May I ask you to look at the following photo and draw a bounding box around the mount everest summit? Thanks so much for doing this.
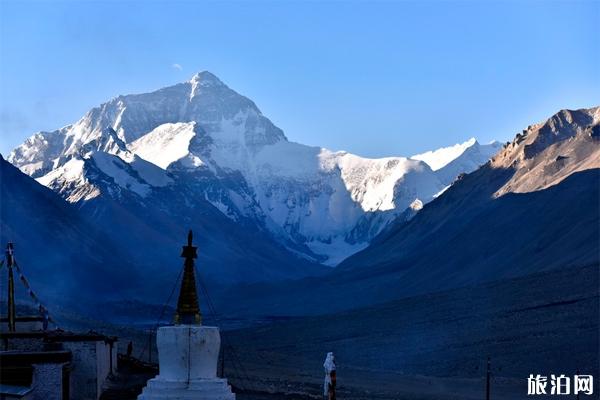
[8,71,501,267]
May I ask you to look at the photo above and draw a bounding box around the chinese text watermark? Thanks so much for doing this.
[528,374,593,396]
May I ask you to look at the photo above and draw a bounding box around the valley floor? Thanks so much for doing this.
[19,264,598,400]
[221,264,598,400]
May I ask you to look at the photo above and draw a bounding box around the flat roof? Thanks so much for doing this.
[0,350,72,365]
[0,384,33,396]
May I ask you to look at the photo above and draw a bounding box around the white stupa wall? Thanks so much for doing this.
[138,325,235,400]
[157,325,220,380]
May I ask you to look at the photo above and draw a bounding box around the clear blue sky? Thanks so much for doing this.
[0,0,598,158]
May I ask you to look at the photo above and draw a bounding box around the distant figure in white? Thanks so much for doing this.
[323,352,337,400]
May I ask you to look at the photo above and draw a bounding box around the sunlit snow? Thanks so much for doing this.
[129,122,199,169]
[10,71,500,266]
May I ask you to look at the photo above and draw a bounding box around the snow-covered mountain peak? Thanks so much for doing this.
[10,71,286,171]
[412,137,478,171]
[9,73,501,265]
[411,138,502,186]
[190,71,225,86]
[189,71,226,100]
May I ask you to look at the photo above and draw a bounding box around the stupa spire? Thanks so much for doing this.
[174,230,202,325]
[138,229,235,399]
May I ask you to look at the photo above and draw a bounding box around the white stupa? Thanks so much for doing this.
[138,231,235,400]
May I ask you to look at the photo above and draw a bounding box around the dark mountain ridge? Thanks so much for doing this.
[0,152,328,308]
[213,107,600,317]
[0,154,143,302]
[214,167,599,317]
[340,107,599,274]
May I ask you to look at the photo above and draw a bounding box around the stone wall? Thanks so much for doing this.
[61,341,98,400]
[31,362,66,400]
[60,339,116,400]
[0,351,71,400]
[3,336,46,352]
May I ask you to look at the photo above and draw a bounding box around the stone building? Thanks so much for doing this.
[0,349,71,400]
[0,325,118,400]
[0,243,118,400]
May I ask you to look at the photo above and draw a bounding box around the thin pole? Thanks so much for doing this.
[7,266,15,331]
[486,356,491,400]
[6,243,16,332]
[148,330,152,363]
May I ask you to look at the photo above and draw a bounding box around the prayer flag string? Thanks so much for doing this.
[12,260,58,328]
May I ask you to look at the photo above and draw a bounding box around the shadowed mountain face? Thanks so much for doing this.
[215,168,600,317]
[0,155,143,302]
[0,153,328,308]
[212,107,600,317]
[340,167,599,287]
[72,169,329,290]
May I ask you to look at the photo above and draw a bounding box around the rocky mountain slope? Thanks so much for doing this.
[342,107,600,272]
[492,107,600,194]
[9,72,498,266]
[211,107,599,316]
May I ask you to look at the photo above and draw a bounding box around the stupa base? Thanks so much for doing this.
[137,377,235,400]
